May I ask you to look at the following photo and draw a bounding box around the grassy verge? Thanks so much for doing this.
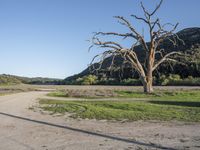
[116,90,200,101]
[39,95,200,122]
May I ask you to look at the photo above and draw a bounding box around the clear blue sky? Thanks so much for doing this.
[0,0,199,79]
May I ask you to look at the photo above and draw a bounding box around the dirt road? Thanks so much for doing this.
[0,91,200,150]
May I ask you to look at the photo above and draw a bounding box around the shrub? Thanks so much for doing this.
[157,75,169,85]
[157,74,200,86]
[168,74,181,81]
[68,74,200,86]
[172,77,200,86]
[97,78,119,85]
[75,75,98,85]
[74,77,84,85]
[121,78,142,85]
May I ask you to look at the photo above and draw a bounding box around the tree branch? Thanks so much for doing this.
[153,51,183,71]
[114,16,149,51]
[95,32,137,39]
[131,14,148,24]
[150,0,163,16]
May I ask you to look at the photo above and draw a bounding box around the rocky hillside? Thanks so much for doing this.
[65,27,200,82]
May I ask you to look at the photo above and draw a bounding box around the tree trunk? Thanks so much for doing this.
[144,45,155,93]
[144,79,153,93]
[144,66,154,93]
[140,75,154,93]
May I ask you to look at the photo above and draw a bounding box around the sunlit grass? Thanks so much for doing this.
[39,95,200,122]
[116,90,200,101]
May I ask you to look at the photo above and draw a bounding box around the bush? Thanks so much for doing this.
[157,74,200,86]
[97,78,119,85]
[172,78,200,86]
[67,74,200,86]
[168,74,181,81]
[157,75,169,85]
[75,75,98,85]
[121,78,142,85]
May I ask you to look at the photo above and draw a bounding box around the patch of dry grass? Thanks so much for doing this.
[48,89,118,98]
[0,84,50,95]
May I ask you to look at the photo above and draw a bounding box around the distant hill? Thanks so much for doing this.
[0,74,62,85]
[0,74,22,85]
[65,27,200,82]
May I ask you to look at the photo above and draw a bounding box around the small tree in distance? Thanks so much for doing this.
[89,0,184,93]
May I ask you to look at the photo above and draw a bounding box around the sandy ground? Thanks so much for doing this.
[0,90,200,150]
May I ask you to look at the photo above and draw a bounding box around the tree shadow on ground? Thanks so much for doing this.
[0,112,175,150]
[149,101,200,107]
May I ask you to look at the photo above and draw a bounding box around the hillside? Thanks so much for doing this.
[0,74,22,85]
[65,27,200,82]
[0,74,62,85]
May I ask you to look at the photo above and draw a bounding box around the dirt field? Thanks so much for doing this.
[0,86,200,150]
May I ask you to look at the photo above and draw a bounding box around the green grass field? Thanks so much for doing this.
[40,89,200,122]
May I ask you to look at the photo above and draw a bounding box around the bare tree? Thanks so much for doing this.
[89,0,184,93]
